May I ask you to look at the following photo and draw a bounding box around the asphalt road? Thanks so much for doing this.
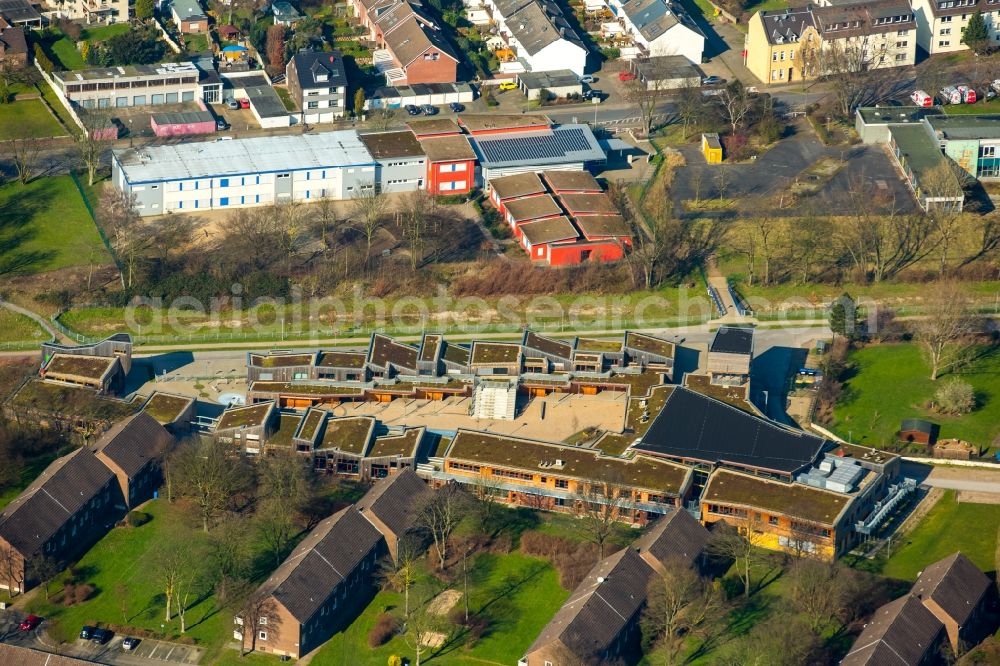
[901,461,1000,494]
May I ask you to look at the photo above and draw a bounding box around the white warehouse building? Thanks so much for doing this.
[111,132,380,216]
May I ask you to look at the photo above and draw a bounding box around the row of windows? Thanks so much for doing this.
[79,91,194,108]
[439,162,468,173]
[64,76,197,93]
[771,49,795,61]
[438,180,468,191]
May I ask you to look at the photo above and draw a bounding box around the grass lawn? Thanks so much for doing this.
[36,79,78,134]
[881,490,1000,580]
[944,99,1000,115]
[830,343,1000,451]
[50,36,86,70]
[183,33,210,54]
[0,176,111,274]
[24,501,233,661]
[0,99,66,140]
[275,86,296,112]
[0,308,48,345]
[80,24,131,41]
[311,551,568,666]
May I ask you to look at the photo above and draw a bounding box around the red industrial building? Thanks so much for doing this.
[409,119,476,195]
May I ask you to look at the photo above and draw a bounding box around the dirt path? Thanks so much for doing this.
[0,299,65,344]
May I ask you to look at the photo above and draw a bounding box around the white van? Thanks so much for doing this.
[910,90,933,107]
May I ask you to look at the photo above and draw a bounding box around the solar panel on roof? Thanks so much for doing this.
[478,128,592,163]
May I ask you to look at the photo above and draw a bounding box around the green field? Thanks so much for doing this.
[183,33,210,54]
[0,308,48,346]
[24,501,234,661]
[311,552,569,666]
[0,176,111,274]
[831,343,1000,451]
[0,98,66,140]
[79,24,131,42]
[881,491,1000,580]
[944,99,1000,115]
[50,36,86,70]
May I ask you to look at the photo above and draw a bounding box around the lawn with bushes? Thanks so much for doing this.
[24,501,233,661]
[311,550,569,666]
[0,308,48,346]
[880,490,1000,581]
[830,343,1000,452]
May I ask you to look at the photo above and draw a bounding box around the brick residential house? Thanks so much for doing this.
[0,448,122,594]
[911,552,992,651]
[91,412,174,509]
[0,18,28,66]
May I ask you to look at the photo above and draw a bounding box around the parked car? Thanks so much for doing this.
[939,86,962,105]
[111,117,128,138]
[238,98,250,109]
[956,84,977,103]
[216,118,229,131]
[498,80,517,91]
[910,89,933,107]
[449,102,464,112]
[405,104,421,115]
[702,75,723,85]
[583,89,603,100]
[19,615,41,631]
[580,74,595,84]
[226,99,240,110]
[421,104,439,115]
[79,626,96,640]
[121,637,140,651]
[92,628,114,645]
[618,71,636,82]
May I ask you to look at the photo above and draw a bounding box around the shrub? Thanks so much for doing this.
[520,531,600,590]
[35,289,75,309]
[34,44,54,73]
[388,657,403,666]
[367,613,400,648]
[62,583,96,606]
[934,378,976,415]
[722,133,750,162]
[126,510,152,527]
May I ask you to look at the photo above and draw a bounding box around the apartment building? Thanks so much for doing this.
[52,62,201,110]
[745,0,916,85]
[112,131,379,216]
[53,0,128,24]
[286,50,348,123]
[912,0,999,54]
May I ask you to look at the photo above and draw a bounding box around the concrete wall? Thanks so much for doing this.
[376,156,426,192]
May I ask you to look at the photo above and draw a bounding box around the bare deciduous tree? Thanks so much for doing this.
[169,437,254,532]
[803,32,894,118]
[914,281,977,380]
[573,479,633,558]
[400,190,437,269]
[234,585,280,656]
[622,63,674,137]
[349,184,387,263]
[706,519,768,599]
[100,188,143,289]
[76,112,115,186]
[378,540,421,617]
[717,82,754,134]
[11,138,41,185]
[416,483,466,570]
[27,555,60,601]
[642,560,725,666]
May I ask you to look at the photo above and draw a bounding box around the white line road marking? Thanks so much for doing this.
[165,645,176,659]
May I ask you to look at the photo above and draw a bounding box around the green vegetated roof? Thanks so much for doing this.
[11,378,137,421]
[703,468,849,525]
[251,382,364,396]
[268,414,303,448]
[470,342,521,365]
[320,416,375,455]
[442,342,471,365]
[602,370,667,397]
[369,428,423,458]
[448,430,689,494]
[420,335,442,362]
[298,409,326,441]
[317,351,367,368]
[575,338,623,353]
[142,392,193,424]
[625,331,675,358]
[217,402,273,430]
[684,374,754,412]
[250,353,315,368]
[45,354,115,380]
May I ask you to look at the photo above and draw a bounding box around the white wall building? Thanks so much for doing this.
[485,0,589,75]
[911,0,999,54]
[111,132,378,216]
[610,0,705,63]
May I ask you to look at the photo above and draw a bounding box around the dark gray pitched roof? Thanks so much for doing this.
[261,507,383,623]
[527,548,654,661]
[635,387,826,474]
[290,50,347,90]
[0,448,116,555]
[911,552,991,628]
[632,508,709,568]
[92,412,173,478]
[355,468,432,539]
[842,595,944,666]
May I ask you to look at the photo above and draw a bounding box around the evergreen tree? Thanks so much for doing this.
[962,11,991,54]
[829,293,860,341]
[135,0,154,20]
[353,88,365,118]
